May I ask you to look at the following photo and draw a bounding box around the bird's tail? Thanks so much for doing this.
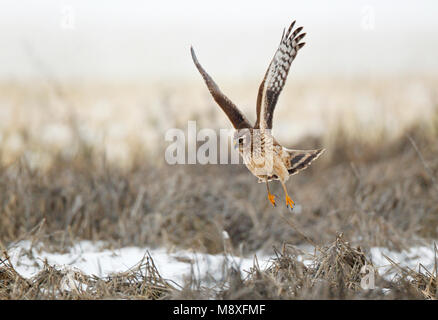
[285,148,325,175]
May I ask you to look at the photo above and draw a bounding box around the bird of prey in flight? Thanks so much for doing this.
[191,20,324,209]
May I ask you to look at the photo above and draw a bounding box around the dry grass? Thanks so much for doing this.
[2,234,437,299]
[0,78,438,299]
[1,121,437,254]
[0,250,175,299]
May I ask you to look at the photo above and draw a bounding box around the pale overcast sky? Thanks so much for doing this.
[0,0,437,81]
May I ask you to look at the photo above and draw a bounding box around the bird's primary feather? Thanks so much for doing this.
[190,47,252,130]
[255,21,306,130]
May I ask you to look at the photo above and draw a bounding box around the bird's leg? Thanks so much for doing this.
[266,180,276,207]
[280,180,295,209]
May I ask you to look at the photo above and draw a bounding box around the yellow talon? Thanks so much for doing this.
[268,193,276,207]
[285,195,295,209]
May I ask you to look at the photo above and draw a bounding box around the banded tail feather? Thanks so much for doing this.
[285,148,325,175]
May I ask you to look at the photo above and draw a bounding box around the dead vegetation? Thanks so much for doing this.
[0,79,438,299]
[2,234,436,299]
[0,250,175,299]
[1,119,437,255]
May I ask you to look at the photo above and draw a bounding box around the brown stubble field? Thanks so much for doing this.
[0,76,438,299]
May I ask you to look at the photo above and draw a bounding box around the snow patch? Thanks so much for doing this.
[5,241,436,288]
[6,241,270,287]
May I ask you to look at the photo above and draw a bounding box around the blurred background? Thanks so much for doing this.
[0,0,437,255]
[1,1,438,299]
[2,0,438,80]
[0,0,437,168]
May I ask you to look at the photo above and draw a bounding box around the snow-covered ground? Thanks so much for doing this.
[4,240,436,288]
[370,245,437,279]
[5,241,270,287]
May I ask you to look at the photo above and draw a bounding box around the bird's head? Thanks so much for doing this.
[233,129,251,152]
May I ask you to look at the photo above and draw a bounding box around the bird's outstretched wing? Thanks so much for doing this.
[255,21,306,130]
[191,47,252,129]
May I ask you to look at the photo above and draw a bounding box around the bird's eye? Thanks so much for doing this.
[238,137,244,144]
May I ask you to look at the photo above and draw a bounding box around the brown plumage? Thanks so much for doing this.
[190,47,251,130]
[191,20,325,209]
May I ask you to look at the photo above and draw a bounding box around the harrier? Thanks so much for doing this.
[191,20,324,209]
